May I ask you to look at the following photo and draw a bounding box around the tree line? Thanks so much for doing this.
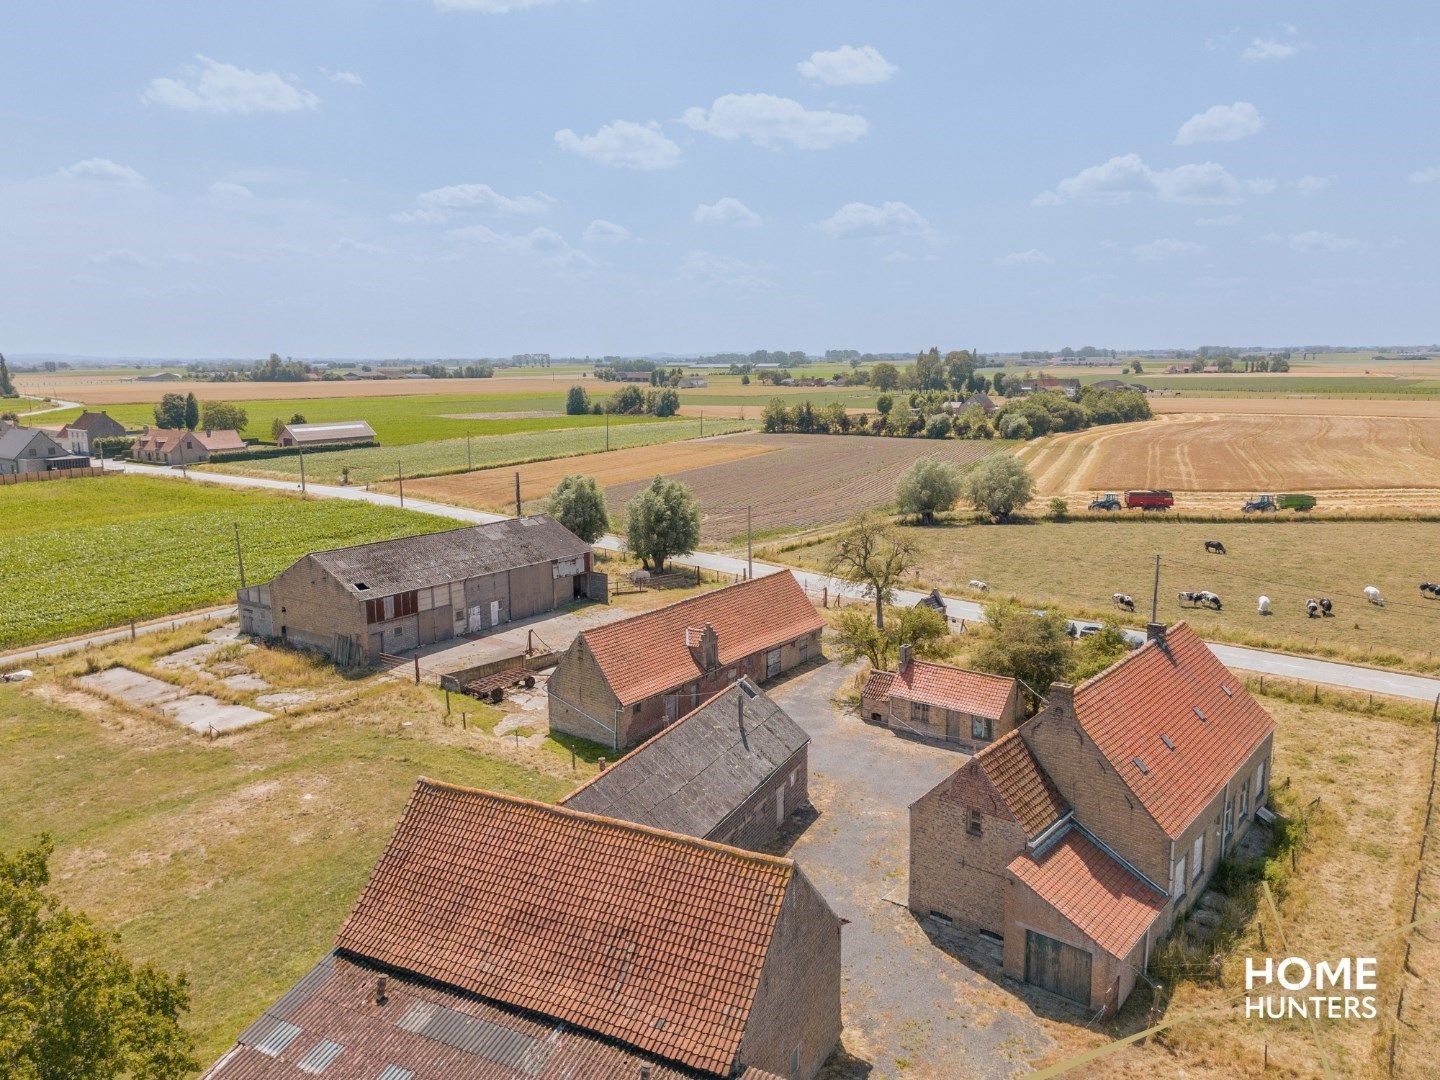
[152,392,249,433]
[566,385,680,418]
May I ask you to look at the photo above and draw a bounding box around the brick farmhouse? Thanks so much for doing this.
[909,622,1274,1015]
[204,780,842,1080]
[132,426,245,466]
[548,571,824,751]
[0,426,89,475]
[238,516,597,663]
[861,649,1023,750]
[563,676,810,852]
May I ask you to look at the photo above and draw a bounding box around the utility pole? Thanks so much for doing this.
[297,444,306,496]
[747,505,753,579]
[234,523,247,589]
[605,411,610,452]
[1151,554,1161,624]
[397,460,404,507]
[514,471,522,518]
[466,432,473,471]
[699,409,704,437]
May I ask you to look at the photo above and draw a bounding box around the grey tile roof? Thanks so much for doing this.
[0,427,64,460]
[562,678,809,840]
[307,516,589,597]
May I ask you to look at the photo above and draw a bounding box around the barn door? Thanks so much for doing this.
[489,600,501,626]
[1024,930,1092,1005]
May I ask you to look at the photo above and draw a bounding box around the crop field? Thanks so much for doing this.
[388,437,781,513]
[600,432,1008,545]
[785,518,1440,668]
[203,416,755,485]
[1148,395,1440,418]
[1016,412,1440,513]
[0,476,454,650]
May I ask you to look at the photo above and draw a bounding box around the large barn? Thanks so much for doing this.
[238,516,598,663]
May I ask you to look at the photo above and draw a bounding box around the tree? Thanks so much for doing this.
[896,457,963,524]
[761,398,791,433]
[1047,497,1069,521]
[645,388,680,416]
[547,474,610,543]
[153,393,187,429]
[823,513,916,629]
[923,414,952,439]
[606,385,646,414]
[0,352,16,398]
[565,385,590,415]
[833,603,952,670]
[625,476,700,572]
[969,600,1070,703]
[271,412,306,441]
[961,454,1033,521]
[944,350,975,391]
[0,836,196,1079]
[1070,625,1131,682]
[870,362,900,390]
[182,392,199,431]
[199,401,247,432]
[911,348,946,390]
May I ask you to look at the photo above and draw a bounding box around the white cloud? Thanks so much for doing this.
[1034,154,1246,206]
[1196,213,1241,227]
[694,197,761,228]
[554,120,681,169]
[208,181,253,199]
[58,158,147,187]
[327,70,364,86]
[1295,175,1331,194]
[583,219,632,243]
[1243,38,1298,60]
[995,249,1054,266]
[816,200,935,241]
[1408,166,1440,184]
[335,238,388,255]
[1280,230,1359,252]
[415,183,553,216]
[1245,177,1278,195]
[452,223,593,266]
[434,0,573,10]
[1131,238,1205,261]
[681,94,867,150]
[1174,102,1263,145]
[143,56,319,115]
[797,45,896,86]
[679,251,776,290]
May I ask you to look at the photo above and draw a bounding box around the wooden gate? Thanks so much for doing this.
[1024,930,1092,1005]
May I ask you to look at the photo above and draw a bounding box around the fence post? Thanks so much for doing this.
[130,620,137,641]
[413,656,420,685]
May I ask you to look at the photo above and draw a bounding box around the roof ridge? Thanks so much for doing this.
[583,572,796,640]
[416,777,798,873]
[308,515,563,562]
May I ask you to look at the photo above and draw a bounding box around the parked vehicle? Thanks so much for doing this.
[1243,493,1317,513]
[1089,493,1122,511]
[1124,489,1175,511]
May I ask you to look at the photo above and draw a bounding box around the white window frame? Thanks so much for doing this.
[1191,833,1204,884]
[1172,854,1188,900]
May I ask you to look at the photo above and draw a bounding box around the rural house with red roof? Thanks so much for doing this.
[908,622,1274,1015]
[204,779,841,1080]
[547,570,824,750]
[132,425,245,466]
[861,648,1023,749]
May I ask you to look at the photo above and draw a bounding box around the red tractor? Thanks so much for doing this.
[1124,489,1175,511]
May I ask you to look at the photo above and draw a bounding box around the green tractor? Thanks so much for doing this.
[1242,493,1317,513]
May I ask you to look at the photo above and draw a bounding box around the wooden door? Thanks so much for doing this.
[1024,930,1092,1005]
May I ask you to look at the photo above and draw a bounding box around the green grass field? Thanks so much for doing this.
[782,518,1440,670]
[203,416,757,484]
[0,476,456,650]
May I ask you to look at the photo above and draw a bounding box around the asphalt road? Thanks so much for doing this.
[71,460,1440,706]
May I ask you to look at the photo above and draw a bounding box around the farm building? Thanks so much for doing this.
[36,423,89,456]
[203,780,842,1080]
[131,427,245,466]
[66,409,127,441]
[237,515,598,664]
[562,677,810,851]
[1018,376,1081,399]
[861,650,1023,750]
[1089,379,1147,393]
[0,426,89,475]
[958,391,997,415]
[547,570,824,751]
[909,622,1274,1016]
[276,419,378,448]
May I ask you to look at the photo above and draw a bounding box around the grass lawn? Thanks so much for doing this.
[780,518,1440,671]
[0,475,456,650]
[0,626,576,1071]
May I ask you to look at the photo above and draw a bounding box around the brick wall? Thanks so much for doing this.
[738,869,842,1080]
[547,637,624,750]
[271,555,367,658]
[908,763,1029,936]
[711,746,809,852]
[862,677,1023,750]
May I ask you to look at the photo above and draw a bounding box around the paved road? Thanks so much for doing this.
[91,460,1440,705]
[3,606,239,665]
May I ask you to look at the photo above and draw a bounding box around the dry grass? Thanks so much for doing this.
[1149,396,1440,419]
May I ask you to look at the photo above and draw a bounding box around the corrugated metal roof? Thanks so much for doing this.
[303,516,589,598]
[282,420,377,444]
[562,678,808,841]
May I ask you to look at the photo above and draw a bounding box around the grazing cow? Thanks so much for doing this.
[1306,598,1320,619]
[1204,540,1227,555]
[1196,590,1223,610]
[1319,597,1333,616]
[968,579,989,591]
[1364,585,1384,606]
[1258,595,1272,615]
[1421,582,1440,597]
[1113,592,1135,611]
[1178,590,1198,608]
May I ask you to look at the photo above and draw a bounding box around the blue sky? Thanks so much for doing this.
[2,1,1437,357]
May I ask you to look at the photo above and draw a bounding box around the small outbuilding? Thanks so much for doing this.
[276,419,378,448]
[862,650,1023,750]
[562,677,810,851]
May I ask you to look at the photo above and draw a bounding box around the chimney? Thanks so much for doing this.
[1047,681,1075,716]
[897,643,914,672]
[375,975,388,1005]
[1146,621,1168,645]
[640,1068,652,1080]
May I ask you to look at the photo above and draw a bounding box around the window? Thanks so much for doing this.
[1255,760,1268,804]
[967,809,983,837]
[971,716,992,741]
[798,636,809,661]
[912,701,930,724]
[1172,854,1188,900]
[1240,784,1250,821]
[1191,833,1204,883]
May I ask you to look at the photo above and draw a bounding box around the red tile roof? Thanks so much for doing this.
[863,659,1017,721]
[968,730,1069,838]
[1071,622,1274,839]
[136,427,187,452]
[580,571,823,706]
[1008,828,1165,959]
[194,429,245,451]
[334,779,797,1077]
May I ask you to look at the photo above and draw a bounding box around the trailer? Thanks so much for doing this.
[1243,493,1317,513]
[1124,489,1174,511]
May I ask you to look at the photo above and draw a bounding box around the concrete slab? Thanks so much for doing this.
[159,695,271,734]
[154,642,224,673]
[77,668,186,707]
[255,690,317,709]
[220,673,270,692]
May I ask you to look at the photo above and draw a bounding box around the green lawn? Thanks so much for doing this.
[0,476,457,649]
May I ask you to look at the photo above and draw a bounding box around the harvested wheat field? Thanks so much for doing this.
[1149,395,1440,418]
[395,437,781,513]
[1018,412,1440,511]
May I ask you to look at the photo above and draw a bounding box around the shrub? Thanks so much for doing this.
[998,413,1032,440]
[1047,497,1068,521]
[924,414,952,439]
[565,385,590,415]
